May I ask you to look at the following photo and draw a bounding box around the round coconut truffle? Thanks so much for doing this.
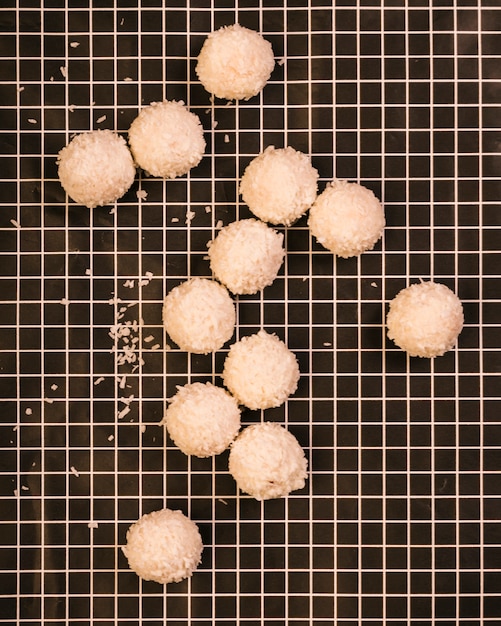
[161,382,241,458]
[208,219,285,295]
[57,129,136,209]
[308,179,385,258]
[196,24,275,101]
[386,281,464,358]
[228,422,308,500]
[222,330,300,410]
[122,508,203,584]
[239,146,319,226]
[162,278,235,354]
[128,100,205,178]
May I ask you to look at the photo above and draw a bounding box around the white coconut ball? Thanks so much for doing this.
[161,382,241,458]
[239,146,319,226]
[128,100,205,178]
[308,179,385,258]
[222,330,300,410]
[57,129,136,209]
[228,422,308,500]
[196,23,275,101]
[386,281,464,358]
[122,508,203,584]
[208,219,285,295]
[162,278,235,354]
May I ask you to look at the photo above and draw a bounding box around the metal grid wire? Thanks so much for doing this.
[1,0,500,624]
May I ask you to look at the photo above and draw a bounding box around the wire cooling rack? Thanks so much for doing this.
[1,0,500,624]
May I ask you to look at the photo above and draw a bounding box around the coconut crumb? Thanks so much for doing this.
[107,434,114,441]
[60,66,67,78]
[224,134,230,143]
[96,115,107,124]
[70,41,80,48]
[94,377,105,386]
[87,521,99,529]
[118,405,131,420]
[136,189,148,200]
[25,408,33,416]
[70,466,80,477]
[123,76,133,82]
[185,209,196,225]
[28,118,37,124]
[10,219,20,228]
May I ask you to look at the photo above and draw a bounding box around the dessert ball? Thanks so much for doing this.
[386,281,464,358]
[161,382,241,458]
[162,278,235,354]
[122,508,203,584]
[196,24,275,101]
[308,179,385,258]
[57,129,136,208]
[222,330,300,410]
[128,100,205,178]
[228,422,308,500]
[239,146,318,226]
[208,219,285,295]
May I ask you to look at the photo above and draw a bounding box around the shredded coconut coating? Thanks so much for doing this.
[57,129,136,209]
[196,24,275,101]
[308,179,385,258]
[122,509,203,584]
[239,146,319,226]
[128,100,205,178]
[161,382,241,458]
[386,281,464,358]
[222,330,300,410]
[162,278,235,354]
[208,219,285,295]
[228,422,308,500]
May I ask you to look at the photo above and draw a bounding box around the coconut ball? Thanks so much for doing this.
[308,179,385,258]
[162,278,235,354]
[208,219,285,295]
[122,508,203,584]
[161,382,241,458]
[196,24,275,101]
[128,100,205,178]
[222,330,300,410]
[239,146,319,226]
[228,422,308,500]
[386,281,464,358]
[57,129,136,209]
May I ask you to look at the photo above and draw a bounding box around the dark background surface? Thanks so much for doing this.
[1,0,500,624]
